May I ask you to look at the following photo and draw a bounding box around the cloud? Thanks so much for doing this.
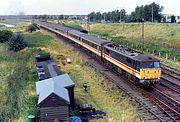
[0,0,179,15]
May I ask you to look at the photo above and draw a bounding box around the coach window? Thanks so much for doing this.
[106,48,110,54]
[126,58,132,64]
[97,46,100,50]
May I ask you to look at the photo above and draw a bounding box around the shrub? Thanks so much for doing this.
[8,34,27,52]
[27,23,39,33]
[0,30,13,43]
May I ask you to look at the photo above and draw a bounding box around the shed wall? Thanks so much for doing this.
[40,106,69,122]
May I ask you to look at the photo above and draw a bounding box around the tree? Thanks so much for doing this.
[171,15,176,23]
[88,9,127,23]
[0,30,13,43]
[129,2,164,22]
[8,34,27,52]
[58,15,64,20]
[27,23,39,33]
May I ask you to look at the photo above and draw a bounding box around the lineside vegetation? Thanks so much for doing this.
[0,23,144,121]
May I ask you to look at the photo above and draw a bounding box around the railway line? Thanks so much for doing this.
[88,55,180,122]
[38,24,180,122]
[161,64,180,81]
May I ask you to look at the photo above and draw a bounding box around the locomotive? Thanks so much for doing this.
[36,21,161,86]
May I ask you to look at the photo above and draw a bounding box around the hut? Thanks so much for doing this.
[36,74,75,122]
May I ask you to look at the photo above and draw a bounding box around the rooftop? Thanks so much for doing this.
[36,74,75,104]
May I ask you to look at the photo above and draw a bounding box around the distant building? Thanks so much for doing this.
[163,14,180,23]
[164,14,171,23]
[175,15,180,23]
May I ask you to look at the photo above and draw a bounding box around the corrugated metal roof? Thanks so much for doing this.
[38,82,69,104]
[36,74,75,94]
[53,74,75,88]
[36,74,75,104]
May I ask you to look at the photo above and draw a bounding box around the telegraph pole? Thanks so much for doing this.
[152,2,154,23]
[141,19,145,52]
[104,13,105,21]
[120,10,122,23]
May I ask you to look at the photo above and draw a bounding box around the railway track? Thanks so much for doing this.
[40,26,180,122]
[161,64,180,81]
[151,86,180,120]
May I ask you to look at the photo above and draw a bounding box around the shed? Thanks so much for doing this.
[37,79,70,122]
[36,74,75,108]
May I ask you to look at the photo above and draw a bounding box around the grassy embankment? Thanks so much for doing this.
[0,23,53,121]
[0,22,144,121]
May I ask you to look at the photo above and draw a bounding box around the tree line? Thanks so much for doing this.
[32,14,83,20]
[88,2,164,22]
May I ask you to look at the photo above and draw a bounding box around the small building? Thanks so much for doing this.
[36,74,75,122]
[175,15,180,23]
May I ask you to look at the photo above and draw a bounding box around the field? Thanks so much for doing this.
[0,23,144,121]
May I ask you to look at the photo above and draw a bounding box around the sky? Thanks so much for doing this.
[0,0,179,15]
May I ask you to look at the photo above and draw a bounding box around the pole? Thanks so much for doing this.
[141,19,144,52]
[152,2,153,23]
[104,13,105,21]
[120,10,121,23]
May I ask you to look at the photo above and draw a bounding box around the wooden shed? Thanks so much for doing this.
[36,74,75,122]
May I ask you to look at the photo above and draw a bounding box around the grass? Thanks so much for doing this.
[0,43,39,121]
[0,22,144,121]
[0,24,5,27]
[0,24,51,121]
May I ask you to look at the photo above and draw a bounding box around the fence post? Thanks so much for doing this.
[166,53,168,59]
[159,52,161,57]
[146,48,148,52]
[173,56,176,61]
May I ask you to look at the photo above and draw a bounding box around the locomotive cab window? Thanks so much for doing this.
[135,62,141,71]
[141,62,160,68]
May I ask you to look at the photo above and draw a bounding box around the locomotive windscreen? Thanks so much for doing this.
[141,62,160,68]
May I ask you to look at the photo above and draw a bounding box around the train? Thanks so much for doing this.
[35,21,161,86]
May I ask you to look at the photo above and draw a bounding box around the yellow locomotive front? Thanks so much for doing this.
[139,61,161,86]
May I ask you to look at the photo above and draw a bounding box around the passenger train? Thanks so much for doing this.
[36,21,161,86]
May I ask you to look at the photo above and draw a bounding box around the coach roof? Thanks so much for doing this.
[81,34,108,45]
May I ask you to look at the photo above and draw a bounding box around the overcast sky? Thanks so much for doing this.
[0,0,179,15]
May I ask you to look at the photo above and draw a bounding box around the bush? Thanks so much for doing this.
[8,34,27,52]
[0,30,13,43]
[27,23,39,33]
